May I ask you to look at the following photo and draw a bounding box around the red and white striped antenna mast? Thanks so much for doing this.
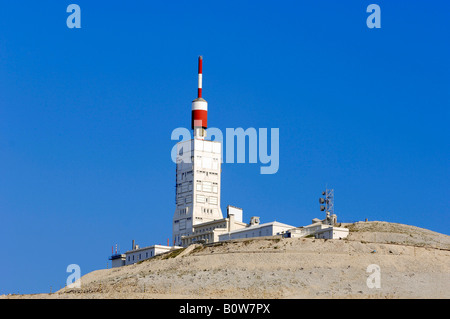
[191,56,208,139]
[198,55,203,98]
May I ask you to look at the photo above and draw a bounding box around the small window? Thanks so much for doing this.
[203,182,212,192]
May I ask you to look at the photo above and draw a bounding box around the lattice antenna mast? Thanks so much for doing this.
[319,187,335,225]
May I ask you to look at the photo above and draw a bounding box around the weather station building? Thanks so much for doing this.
[173,56,225,247]
[172,57,296,247]
[108,57,347,268]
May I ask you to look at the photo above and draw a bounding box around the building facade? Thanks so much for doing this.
[181,206,247,246]
[172,56,225,247]
[218,220,295,242]
[109,254,126,268]
[109,241,183,268]
[283,223,330,238]
[124,244,180,266]
[173,139,223,246]
[314,227,349,240]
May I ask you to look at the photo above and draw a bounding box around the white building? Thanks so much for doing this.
[109,254,126,268]
[218,219,295,241]
[283,209,343,239]
[283,223,330,238]
[181,206,247,246]
[109,241,183,268]
[173,138,223,246]
[107,58,351,270]
[124,244,181,266]
[172,56,227,247]
[315,226,349,240]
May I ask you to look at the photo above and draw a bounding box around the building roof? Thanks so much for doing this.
[315,226,349,234]
[192,217,247,229]
[124,244,181,255]
[181,227,229,240]
[108,254,125,260]
[193,217,228,228]
[221,221,295,235]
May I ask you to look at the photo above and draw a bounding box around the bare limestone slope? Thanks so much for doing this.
[343,221,450,249]
[2,221,449,299]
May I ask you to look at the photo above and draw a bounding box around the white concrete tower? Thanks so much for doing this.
[172,57,223,247]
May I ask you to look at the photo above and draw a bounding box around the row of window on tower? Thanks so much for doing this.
[194,157,220,170]
[197,181,218,193]
[196,194,218,205]
[176,181,218,195]
[176,194,218,206]
[176,170,219,184]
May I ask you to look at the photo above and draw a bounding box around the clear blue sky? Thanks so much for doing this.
[0,1,449,294]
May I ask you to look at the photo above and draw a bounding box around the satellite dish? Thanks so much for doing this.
[319,198,325,204]
[320,205,325,211]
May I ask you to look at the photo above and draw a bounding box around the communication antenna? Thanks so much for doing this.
[319,187,335,224]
